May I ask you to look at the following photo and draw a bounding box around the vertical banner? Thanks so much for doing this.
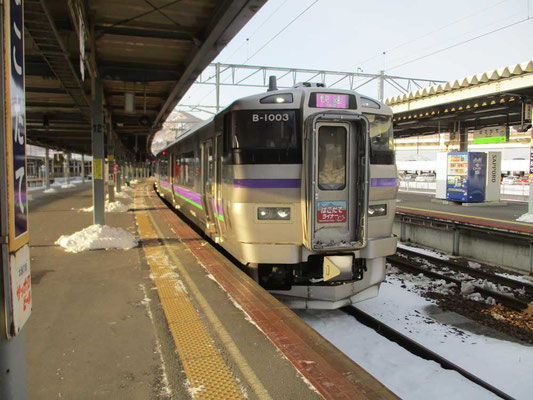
[3,0,31,336]
[4,0,28,252]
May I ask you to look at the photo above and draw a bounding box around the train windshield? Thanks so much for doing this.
[228,110,301,164]
[367,114,395,164]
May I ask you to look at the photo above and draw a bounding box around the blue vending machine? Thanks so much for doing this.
[446,152,487,202]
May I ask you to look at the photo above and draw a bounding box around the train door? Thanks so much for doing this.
[306,117,368,251]
[201,139,218,235]
[214,134,225,236]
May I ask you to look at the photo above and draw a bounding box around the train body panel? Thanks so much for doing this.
[154,84,398,309]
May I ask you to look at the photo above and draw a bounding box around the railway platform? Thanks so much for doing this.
[396,192,533,234]
[25,180,398,399]
[395,191,533,274]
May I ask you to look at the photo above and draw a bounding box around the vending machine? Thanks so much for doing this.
[446,152,487,202]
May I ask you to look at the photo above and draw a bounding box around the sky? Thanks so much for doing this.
[176,0,533,120]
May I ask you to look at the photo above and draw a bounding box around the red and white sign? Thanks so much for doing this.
[317,201,347,223]
[9,244,32,335]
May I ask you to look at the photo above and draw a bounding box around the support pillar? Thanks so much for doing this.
[377,70,385,101]
[91,79,105,225]
[44,148,50,189]
[459,126,468,152]
[216,62,221,112]
[66,153,71,184]
[115,159,122,193]
[81,154,85,183]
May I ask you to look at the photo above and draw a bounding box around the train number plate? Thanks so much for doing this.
[317,201,347,223]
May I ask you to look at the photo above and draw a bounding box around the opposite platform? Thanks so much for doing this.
[397,191,533,235]
[26,180,398,399]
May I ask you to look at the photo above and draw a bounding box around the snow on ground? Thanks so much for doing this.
[112,190,131,199]
[55,224,138,252]
[516,212,533,222]
[397,242,451,260]
[60,183,77,188]
[43,188,57,194]
[301,278,533,400]
[494,272,533,284]
[79,200,129,213]
[130,179,139,185]
[299,309,499,400]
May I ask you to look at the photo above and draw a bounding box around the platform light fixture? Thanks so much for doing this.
[124,91,135,113]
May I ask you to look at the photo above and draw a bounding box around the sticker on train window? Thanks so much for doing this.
[317,201,347,223]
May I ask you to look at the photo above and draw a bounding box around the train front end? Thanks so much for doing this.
[227,86,398,309]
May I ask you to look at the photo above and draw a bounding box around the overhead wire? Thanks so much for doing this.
[353,0,512,70]
[188,0,319,112]
[387,15,532,71]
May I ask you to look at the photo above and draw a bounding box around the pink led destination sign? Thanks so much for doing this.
[316,93,348,109]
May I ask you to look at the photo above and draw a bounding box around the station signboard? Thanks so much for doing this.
[473,126,507,144]
[2,0,32,337]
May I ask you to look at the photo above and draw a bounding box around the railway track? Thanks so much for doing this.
[387,251,531,311]
[341,306,516,400]
[396,247,533,297]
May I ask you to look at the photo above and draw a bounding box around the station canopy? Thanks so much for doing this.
[24,0,264,157]
[386,61,533,138]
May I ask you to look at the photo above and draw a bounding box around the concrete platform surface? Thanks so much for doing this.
[397,192,533,234]
[24,181,398,399]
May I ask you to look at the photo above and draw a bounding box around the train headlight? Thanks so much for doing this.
[368,204,387,217]
[257,207,291,220]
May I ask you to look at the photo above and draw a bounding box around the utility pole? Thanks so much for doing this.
[215,62,221,113]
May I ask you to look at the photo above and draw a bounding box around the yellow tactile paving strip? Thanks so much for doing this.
[134,193,244,399]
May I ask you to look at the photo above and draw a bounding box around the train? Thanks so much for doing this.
[154,80,398,309]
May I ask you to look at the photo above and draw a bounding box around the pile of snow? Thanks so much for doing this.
[55,224,138,253]
[43,188,57,194]
[113,191,131,199]
[61,183,76,189]
[516,213,533,222]
[130,179,139,185]
[397,242,451,260]
[79,200,129,213]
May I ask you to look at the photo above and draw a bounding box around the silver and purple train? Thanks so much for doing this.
[155,81,398,309]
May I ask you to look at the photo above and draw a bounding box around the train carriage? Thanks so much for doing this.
[155,81,398,309]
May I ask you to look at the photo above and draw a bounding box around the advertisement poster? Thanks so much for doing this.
[4,0,28,251]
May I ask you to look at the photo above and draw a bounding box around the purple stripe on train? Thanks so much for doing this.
[370,178,399,187]
[233,179,301,189]
[173,184,203,206]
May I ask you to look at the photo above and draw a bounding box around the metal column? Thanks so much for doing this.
[91,79,105,225]
[66,152,71,184]
[44,147,50,189]
[378,70,385,101]
[459,126,468,152]
[215,62,220,113]
[0,2,28,397]
[81,154,85,183]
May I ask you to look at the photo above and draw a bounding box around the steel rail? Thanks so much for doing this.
[397,247,533,296]
[341,306,517,400]
[387,255,529,311]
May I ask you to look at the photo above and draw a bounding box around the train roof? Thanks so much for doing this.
[155,86,391,156]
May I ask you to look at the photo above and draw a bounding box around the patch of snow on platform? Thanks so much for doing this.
[397,242,451,260]
[55,224,138,252]
[516,212,533,223]
[43,188,57,194]
[130,179,139,185]
[112,191,131,199]
[60,183,76,189]
[80,200,129,213]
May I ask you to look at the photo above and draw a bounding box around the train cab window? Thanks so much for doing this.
[228,110,301,164]
[367,114,395,165]
[318,126,346,190]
